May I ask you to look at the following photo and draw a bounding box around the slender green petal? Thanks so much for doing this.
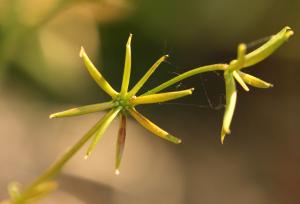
[142,64,227,95]
[85,107,122,158]
[238,71,273,88]
[127,55,169,98]
[233,71,249,91]
[129,108,181,144]
[243,26,293,68]
[115,114,127,175]
[49,101,114,119]
[131,88,194,105]
[80,47,118,98]
[120,34,133,96]
[221,71,237,144]
[229,43,246,71]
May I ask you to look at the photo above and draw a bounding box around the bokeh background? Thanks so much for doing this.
[0,0,299,203]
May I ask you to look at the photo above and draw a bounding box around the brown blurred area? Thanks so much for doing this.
[0,0,299,203]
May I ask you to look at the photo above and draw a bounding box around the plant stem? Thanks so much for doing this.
[16,110,114,202]
[142,64,227,95]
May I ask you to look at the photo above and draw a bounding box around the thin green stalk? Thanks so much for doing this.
[142,64,227,95]
[16,110,115,202]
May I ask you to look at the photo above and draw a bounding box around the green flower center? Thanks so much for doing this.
[113,96,132,110]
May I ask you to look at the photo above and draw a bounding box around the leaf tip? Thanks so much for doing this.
[221,127,231,144]
[188,88,195,95]
[115,169,120,175]
[127,34,133,46]
[284,26,294,38]
[79,46,85,58]
[167,134,182,144]
[221,130,226,144]
[84,153,90,160]
[163,54,169,60]
[238,43,247,54]
[49,114,56,119]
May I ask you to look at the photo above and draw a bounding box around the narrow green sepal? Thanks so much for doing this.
[85,107,121,159]
[233,71,249,91]
[120,34,133,96]
[229,43,247,71]
[131,88,194,105]
[80,47,118,98]
[115,114,127,175]
[127,55,169,97]
[221,71,237,144]
[238,71,273,88]
[49,101,114,119]
[129,108,182,144]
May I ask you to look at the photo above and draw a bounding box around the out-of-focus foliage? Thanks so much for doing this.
[0,0,133,101]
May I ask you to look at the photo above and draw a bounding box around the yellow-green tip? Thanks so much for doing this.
[84,153,90,160]
[167,134,182,144]
[49,114,56,119]
[115,169,120,175]
[284,26,294,38]
[79,46,85,58]
[221,128,231,144]
[127,33,133,45]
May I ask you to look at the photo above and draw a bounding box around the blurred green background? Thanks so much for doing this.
[0,0,299,203]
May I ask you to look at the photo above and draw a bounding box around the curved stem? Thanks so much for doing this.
[142,64,227,95]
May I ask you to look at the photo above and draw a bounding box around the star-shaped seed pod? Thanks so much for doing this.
[50,34,194,174]
[221,26,294,143]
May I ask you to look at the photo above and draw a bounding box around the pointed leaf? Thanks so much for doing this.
[115,114,127,175]
[127,55,169,97]
[131,88,194,105]
[238,71,273,88]
[49,101,114,119]
[80,47,118,98]
[129,108,181,144]
[120,34,133,96]
[221,72,237,144]
[85,107,122,158]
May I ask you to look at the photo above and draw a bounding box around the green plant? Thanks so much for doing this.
[1,26,293,204]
